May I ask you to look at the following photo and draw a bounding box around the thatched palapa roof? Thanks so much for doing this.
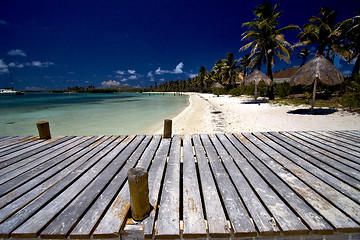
[290,55,344,86]
[244,69,272,86]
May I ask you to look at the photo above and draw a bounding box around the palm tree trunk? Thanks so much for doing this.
[352,54,360,79]
[254,84,258,101]
[311,78,318,113]
[266,54,274,100]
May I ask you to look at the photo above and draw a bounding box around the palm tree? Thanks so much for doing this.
[210,61,223,84]
[343,15,360,78]
[197,66,207,88]
[219,52,240,86]
[297,7,353,61]
[239,54,251,78]
[241,1,299,99]
[211,54,239,86]
[297,48,313,66]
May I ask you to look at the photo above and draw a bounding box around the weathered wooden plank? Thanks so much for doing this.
[155,135,181,238]
[192,134,230,237]
[268,132,360,185]
[0,136,87,188]
[0,137,37,154]
[223,133,310,234]
[0,136,37,150]
[182,135,207,238]
[224,133,332,233]
[0,136,32,146]
[281,132,360,175]
[0,136,72,169]
[141,138,171,238]
[288,132,360,166]
[90,135,161,239]
[234,133,359,231]
[201,134,256,237]
[0,136,103,212]
[245,132,360,224]
[255,132,360,203]
[10,136,126,238]
[214,134,280,235]
[324,131,360,146]
[306,131,360,153]
[0,136,14,143]
[0,136,114,238]
[337,130,360,140]
[39,135,141,238]
[68,135,153,239]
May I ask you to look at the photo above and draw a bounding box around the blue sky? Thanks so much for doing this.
[0,0,358,90]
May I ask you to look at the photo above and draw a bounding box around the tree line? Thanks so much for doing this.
[152,1,359,108]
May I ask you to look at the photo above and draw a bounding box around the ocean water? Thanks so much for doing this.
[0,92,189,136]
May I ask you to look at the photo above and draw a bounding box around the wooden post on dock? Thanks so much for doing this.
[127,168,150,221]
[36,121,51,139]
[163,119,172,138]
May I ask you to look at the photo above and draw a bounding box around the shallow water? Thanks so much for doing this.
[0,92,189,136]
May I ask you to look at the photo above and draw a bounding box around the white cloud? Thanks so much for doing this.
[0,59,8,73]
[173,62,184,74]
[128,70,136,74]
[32,61,42,67]
[128,75,137,80]
[160,78,165,81]
[7,49,27,57]
[155,62,184,75]
[26,61,54,67]
[188,73,197,78]
[9,62,24,68]
[115,70,125,75]
[147,71,155,81]
[155,67,170,75]
[101,80,120,88]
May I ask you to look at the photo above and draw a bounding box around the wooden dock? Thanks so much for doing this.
[0,130,359,239]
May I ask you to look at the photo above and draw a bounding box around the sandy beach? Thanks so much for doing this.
[154,93,360,134]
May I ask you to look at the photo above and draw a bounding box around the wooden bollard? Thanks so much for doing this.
[36,121,51,139]
[163,119,172,138]
[127,168,150,221]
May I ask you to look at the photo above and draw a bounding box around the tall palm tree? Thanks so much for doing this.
[241,1,299,99]
[220,52,240,85]
[211,60,224,82]
[343,15,360,78]
[297,7,353,61]
[197,66,207,88]
[211,53,240,86]
[239,54,251,78]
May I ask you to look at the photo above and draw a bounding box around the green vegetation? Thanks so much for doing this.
[147,2,360,112]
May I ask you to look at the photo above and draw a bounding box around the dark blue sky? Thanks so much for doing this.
[0,0,358,90]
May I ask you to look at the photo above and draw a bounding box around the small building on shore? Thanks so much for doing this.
[273,66,300,83]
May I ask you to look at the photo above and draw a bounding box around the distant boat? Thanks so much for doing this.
[0,64,25,95]
[0,88,17,94]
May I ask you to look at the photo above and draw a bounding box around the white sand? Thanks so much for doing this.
[154,93,360,134]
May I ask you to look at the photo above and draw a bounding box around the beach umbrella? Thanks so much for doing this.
[243,69,272,100]
[211,82,224,97]
[290,55,344,112]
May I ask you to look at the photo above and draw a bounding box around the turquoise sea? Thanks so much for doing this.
[0,92,189,136]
